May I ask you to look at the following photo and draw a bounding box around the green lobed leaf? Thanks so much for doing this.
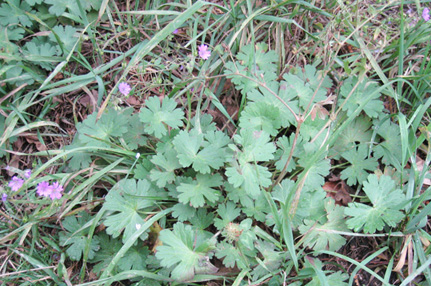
[104,179,157,242]
[45,0,80,16]
[331,115,373,158]
[156,222,217,281]
[299,198,348,251]
[225,162,272,198]
[23,40,57,70]
[225,183,254,208]
[139,96,184,138]
[171,203,196,222]
[239,101,282,136]
[59,212,100,261]
[339,77,383,118]
[234,129,276,163]
[274,133,302,172]
[214,202,241,230]
[340,144,378,186]
[173,130,226,174]
[299,157,330,191]
[177,173,222,208]
[344,174,407,233]
[215,241,240,268]
[77,108,131,147]
[373,117,403,166]
[0,0,34,27]
[49,25,79,55]
[150,146,181,188]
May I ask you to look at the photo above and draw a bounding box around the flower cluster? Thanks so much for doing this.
[5,168,64,201]
[36,181,64,200]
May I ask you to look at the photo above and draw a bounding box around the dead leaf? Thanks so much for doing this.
[25,136,47,151]
[415,155,431,187]
[6,156,20,176]
[323,178,352,206]
[125,95,141,105]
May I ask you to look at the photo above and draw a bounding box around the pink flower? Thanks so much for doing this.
[118,82,131,96]
[24,169,32,179]
[198,44,211,60]
[36,181,51,197]
[49,182,63,200]
[173,29,178,34]
[8,176,24,192]
[423,8,430,21]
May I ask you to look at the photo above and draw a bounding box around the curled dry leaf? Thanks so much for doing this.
[323,178,352,206]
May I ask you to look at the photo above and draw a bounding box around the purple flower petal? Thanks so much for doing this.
[49,182,64,200]
[423,8,430,22]
[2,193,7,202]
[36,181,51,197]
[118,82,131,96]
[8,176,24,192]
[24,169,32,179]
[198,44,211,60]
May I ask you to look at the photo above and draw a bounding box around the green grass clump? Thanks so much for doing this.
[1,0,431,285]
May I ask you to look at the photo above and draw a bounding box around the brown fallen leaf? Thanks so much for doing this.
[415,155,431,187]
[323,178,352,206]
